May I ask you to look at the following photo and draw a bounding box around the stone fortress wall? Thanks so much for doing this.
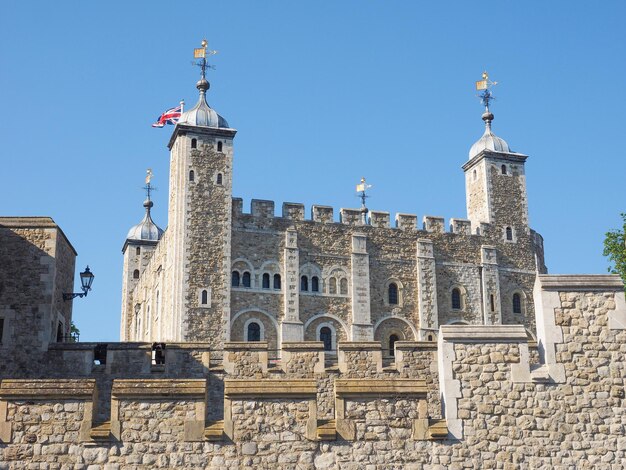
[1,274,625,468]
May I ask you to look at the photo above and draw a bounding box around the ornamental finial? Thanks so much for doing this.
[475,71,498,112]
[356,177,373,225]
[193,38,217,82]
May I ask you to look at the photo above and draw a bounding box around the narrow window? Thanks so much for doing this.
[156,291,160,316]
[311,276,319,292]
[133,269,140,279]
[217,173,223,185]
[329,277,337,294]
[273,274,281,289]
[247,322,261,341]
[340,278,348,295]
[451,288,461,310]
[262,273,270,289]
[231,271,240,287]
[501,164,507,175]
[490,294,495,312]
[242,272,251,288]
[476,227,481,235]
[388,283,399,305]
[201,290,208,305]
[57,323,63,343]
[189,170,195,182]
[427,334,434,342]
[0,318,4,343]
[320,327,332,351]
[146,306,151,333]
[513,293,522,314]
[191,138,197,149]
[136,247,141,256]
[506,226,513,241]
[300,275,308,291]
[217,141,223,152]
[473,169,477,180]
[389,334,399,357]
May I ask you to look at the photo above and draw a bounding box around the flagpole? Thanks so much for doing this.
[180,99,184,113]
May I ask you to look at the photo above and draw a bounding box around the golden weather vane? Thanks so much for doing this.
[144,169,155,200]
[193,38,218,79]
[475,71,498,111]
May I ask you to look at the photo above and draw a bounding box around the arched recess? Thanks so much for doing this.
[383,278,404,307]
[231,308,279,351]
[304,314,349,350]
[374,317,416,358]
[449,284,468,311]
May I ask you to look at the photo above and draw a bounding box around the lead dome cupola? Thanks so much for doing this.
[177,78,230,128]
[126,199,164,242]
[468,111,511,159]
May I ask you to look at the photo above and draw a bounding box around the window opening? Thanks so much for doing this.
[56,322,63,342]
[191,138,197,149]
[0,318,4,343]
[301,275,308,291]
[501,164,507,175]
[201,290,208,305]
[427,334,434,341]
[388,283,399,305]
[136,246,141,256]
[340,278,348,295]
[247,322,261,342]
[94,344,108,365]
[152,342,166,365]
[451,288,462,310]
[506,226,513,241]
[320,327,332,351]
[242,272,251,288]
[329,277,337,294]
[490,294,495,312]
[217,173,223,185]
[513,293,522,314]
[389,334,399,357]
[273,274,281,289]
[262,273,270,289]
[189,170,195,182]
[217,141,223,152]
[311,276,319,292]
[133,269,140,279]
[231,271,240,287]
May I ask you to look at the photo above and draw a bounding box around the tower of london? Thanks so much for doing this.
[1,44,625,468]
[120,67,546,355]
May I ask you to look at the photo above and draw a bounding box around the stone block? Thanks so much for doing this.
[281,202,305,220]
[340,208,363,226]
[395,213,417,230]
[311,205,333,223]
[423,216,445,233]
[251,199,274,218]
[370,211,390,227]
[450,218,471,235]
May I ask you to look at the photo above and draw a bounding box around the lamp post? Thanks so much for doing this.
[63,266,95,301]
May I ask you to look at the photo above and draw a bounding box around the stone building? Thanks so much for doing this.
[1,54,625,468]
[120,66,547,359]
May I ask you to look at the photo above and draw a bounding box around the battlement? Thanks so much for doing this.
[232,197,480,235]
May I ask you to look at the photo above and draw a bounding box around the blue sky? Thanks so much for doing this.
[1,1,625,342]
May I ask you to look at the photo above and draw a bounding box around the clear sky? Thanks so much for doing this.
[1,1,625,342]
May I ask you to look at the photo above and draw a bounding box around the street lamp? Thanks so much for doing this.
[63,266,95,301]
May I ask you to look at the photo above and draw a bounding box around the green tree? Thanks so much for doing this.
[70,321,81,342]
[603,213,626,292]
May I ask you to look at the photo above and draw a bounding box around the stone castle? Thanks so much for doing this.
[0,48,625,468]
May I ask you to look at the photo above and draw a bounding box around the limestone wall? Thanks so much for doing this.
[1,274,624,468]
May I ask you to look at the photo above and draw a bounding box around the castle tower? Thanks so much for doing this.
[163,41,236,345]
[463,74,529,239]
[120,187,163,340]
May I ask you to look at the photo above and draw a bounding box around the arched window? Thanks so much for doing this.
[340,278,348,295]
[189,170,195,182]
[501,164,507,175]
[389,334,399,357]
[133,269,140,279]
[490,294,495,312]
[217,141,223,152]
[328,277,337,294]
[427,334,434,341]
[273,274,281,289]
[388,283,399,305]
[301,275,308,291]
[201,290,208,305]
[320,327,332,351]
[242,272,251,288]
[262,273,270,289]
[217,173,223,185]
[136,247,141,256]
[231,271,240,287]
[451,288,462,310]
[247,322,261,342]
[513,293,522,314]
[506,226,513,241]
[191,138,197,149]
[311,276,319,292]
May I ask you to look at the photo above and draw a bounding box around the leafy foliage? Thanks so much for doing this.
[602,213,626,292]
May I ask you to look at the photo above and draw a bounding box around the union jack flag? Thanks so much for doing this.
[152,105,182,128]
